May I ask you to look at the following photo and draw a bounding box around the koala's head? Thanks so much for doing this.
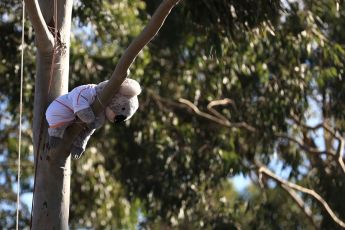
[106,93,139,123]
[96,78,141,123]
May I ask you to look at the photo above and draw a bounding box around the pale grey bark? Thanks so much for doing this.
[27,0,181,229]
[27,0,73,228]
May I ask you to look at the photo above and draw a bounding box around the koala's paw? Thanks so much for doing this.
[71,145,85,159]
[48,136,62,149]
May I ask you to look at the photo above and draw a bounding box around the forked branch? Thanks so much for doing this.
[178,98,256,132]
[23,0,54,52]
[207,98,236,122]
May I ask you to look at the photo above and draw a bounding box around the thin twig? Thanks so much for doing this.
[291,115,337,139]
[291,115,345,175]
[275,133,335,155]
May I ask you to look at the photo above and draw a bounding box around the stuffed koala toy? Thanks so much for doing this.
[45,78,141,159]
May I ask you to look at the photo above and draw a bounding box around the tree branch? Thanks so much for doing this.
[148,89,185,113]
[336,134,345,175]
[275,133,335,156]
[291,115,345,175]
[207,98,236,122]
[258,165,345,228]
[291,115,338,140]
[258,168,319,229]
[179,98,232,126]
[178,98,256,132]
[24,0,54,52]
[96,0,182,113]
[280,184,319,229]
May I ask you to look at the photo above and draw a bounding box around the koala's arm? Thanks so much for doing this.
[76,107,95,124]
[75,108,105,130]
[70,86,96,124]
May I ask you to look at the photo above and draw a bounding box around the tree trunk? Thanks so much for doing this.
[31,0,73,229]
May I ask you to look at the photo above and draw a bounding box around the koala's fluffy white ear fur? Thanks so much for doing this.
[119,78,141,97]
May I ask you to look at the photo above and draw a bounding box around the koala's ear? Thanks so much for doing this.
[118,78,141,97]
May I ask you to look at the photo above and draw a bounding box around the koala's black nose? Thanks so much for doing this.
[114,115,127,123]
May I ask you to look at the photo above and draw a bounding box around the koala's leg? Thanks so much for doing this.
[71,128,95,159]
[47,124,69,149]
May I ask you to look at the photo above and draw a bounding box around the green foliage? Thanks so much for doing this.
[2,0,345,229]
[238,185,315,230]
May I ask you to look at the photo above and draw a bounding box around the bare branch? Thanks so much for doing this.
[336,134,345,175]
[24,0,54,52]
[179,98,232,126]
[257,167,319,229]
[280,184,319,229]
[207,98,235,122]
[148,92,255,132]
[179,98,256,132]
[258,165,345,228]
